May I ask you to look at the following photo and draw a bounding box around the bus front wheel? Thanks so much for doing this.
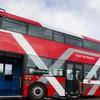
[28,83,47,100]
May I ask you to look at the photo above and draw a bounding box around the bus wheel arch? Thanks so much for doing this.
[28,82,48,100]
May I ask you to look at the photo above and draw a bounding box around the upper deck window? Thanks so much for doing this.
[65,34,82,47]
[54,31,64,43]
[42,28,53,40]
[29,25,53,40]
[83,40,100,52]
[1,18,27,34]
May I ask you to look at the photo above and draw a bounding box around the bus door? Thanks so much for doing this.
[65,62,83,96]
[0,53,23,96]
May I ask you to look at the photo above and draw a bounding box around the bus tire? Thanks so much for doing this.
[28,83,47,100]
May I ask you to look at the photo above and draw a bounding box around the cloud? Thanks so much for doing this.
[39,11,88,35]
[87,0,100,14]
[0,0,100,40]
[0,0,44,19]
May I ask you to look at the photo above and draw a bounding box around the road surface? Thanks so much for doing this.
[0,97,100,100]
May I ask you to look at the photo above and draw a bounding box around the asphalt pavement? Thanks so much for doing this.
[0,97,100,100]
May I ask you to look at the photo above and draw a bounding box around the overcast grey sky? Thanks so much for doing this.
[0,0,100,40]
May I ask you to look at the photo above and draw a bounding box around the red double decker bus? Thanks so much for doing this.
[0,9,100,99]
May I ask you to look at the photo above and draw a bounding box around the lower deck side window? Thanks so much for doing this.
[1,18,27,34]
